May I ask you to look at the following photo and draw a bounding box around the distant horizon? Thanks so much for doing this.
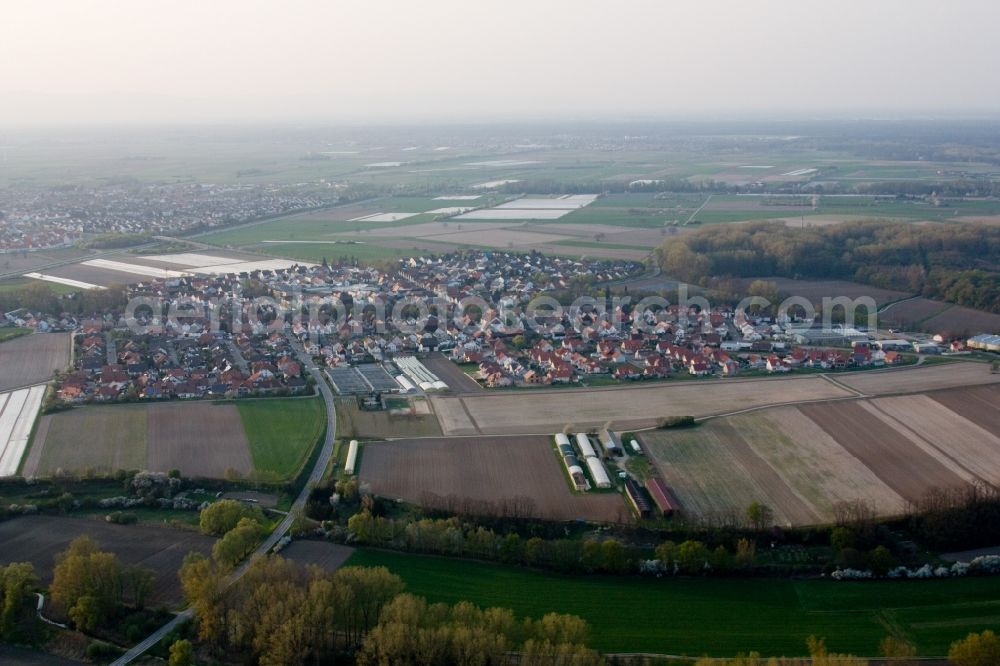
[5,0,1000,126]
[2,103,1000,132]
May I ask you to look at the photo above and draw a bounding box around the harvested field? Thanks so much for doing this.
[336,398,442,439]
[929,385,1000,434]
[797,402,968,503]
[360,436,629,523]
[27,405,148,477]
[735,278,908,307]
[923,305,1000,336]
[879,297,950,328]
[433,376,854,435]
[431,228,575,247]
[528,244,650,260]
[0,515,213,607]
[838,362,1000,395]
[43,263,142,288]
[733,407,905,519]
[640,423,817,526]
[0,247,93,275]
[147,402,251,478]
[281,540,355,572]
[0,332,71,391]
[25,402,254,479]
[867,394,1000,485]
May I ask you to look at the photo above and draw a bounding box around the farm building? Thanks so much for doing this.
[645,477,680,516]
[875,339,914,351]
[555,434,589,491]
[585,456,612,489]
[574,433,597,459]
[396,375,416,393]
[599,429,623,456]
[345,439,359,475]
[968,334,1000,352]
[624,478,652,519]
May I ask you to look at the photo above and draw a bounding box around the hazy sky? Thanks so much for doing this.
[3,0,999,124]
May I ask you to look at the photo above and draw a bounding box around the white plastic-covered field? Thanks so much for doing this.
[496,195,598,209]
[471,179,520,189]
[80,259,188,278]
[189,259,316,274]
[453,209,571,220]
[136,253,241,267]
[0,385,46,476]
[433,195,481,200]
[426,207,475,215]
[348,212,420,223]
[464,160,541,167]
[23,273,105,290]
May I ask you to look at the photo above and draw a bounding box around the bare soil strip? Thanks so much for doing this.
[797,402,968,504]
[869,395,1000,485]
[928,385,1000,434]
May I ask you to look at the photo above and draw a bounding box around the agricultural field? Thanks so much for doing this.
[734,277,910,308]
[837,361,1000,395]
[429,346,997,440]
[335,397,442,439]
[0,332,71,392]
[432,375,855,435]
[237,397,326,479]
[640,383,1000,525]
[0,515,214,607]
[22,398,324,480]
[25,404,149,477]
[280,540,355,572]
[0,385,46,477]
[347,548,1000,657]
[359,436,629,523]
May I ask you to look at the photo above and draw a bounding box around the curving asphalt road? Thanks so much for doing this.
[110,337,336,665]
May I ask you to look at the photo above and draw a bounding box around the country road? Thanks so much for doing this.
[110,337,337,666]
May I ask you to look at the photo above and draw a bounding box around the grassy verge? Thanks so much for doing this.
[345,548,1000,658]
[237,397,326,480]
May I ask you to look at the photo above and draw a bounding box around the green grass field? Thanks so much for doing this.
[253,241,435,265]
[345,549,1000,657]
[0,278,83,295]
[0,327,33,342]
[237,397,326,480]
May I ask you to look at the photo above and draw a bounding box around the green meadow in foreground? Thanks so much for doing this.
[346,548,1000,657]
